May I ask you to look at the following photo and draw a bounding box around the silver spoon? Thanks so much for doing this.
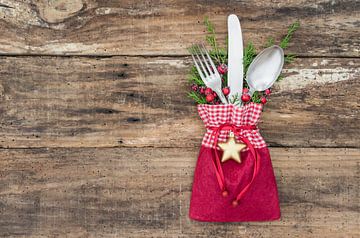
[246,45,284,97]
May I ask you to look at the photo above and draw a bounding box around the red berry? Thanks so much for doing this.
[217,64,228,74]
[222,87,230,96]
[199,87,205,94]
[213,92,217,97]
[260,97,267,104]
[204,88,213,95]
[243,88,249,93]
[214,101,221,105]
[206,94,215,102]
[241,94,251,102]
[265,88,271,95]
[191,84,198,91]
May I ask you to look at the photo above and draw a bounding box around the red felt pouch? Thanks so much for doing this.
[189,103,280,222]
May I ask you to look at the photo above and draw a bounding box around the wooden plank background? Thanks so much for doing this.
[0,0,359,237]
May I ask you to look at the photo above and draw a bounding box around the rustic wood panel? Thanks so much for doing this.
[0,0,358,237]
[0,147,358,237]
[0,0,359,56]
[0,56,358,148]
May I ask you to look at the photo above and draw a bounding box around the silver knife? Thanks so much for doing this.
[227,14,243,105]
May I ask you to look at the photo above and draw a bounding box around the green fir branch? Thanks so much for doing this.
[276,75,284,82]
[229,93,241,105]
[280,21,300,49]
[188,65,205,86]
[188,91,207,104]
[187,44,197,55]
[204,17,220,63]
[251,91,261,103]
[264,37,275,48]
[204,17,227,64]
[276,22,300,82]
[243,42,257,75]
[285,53,296,63]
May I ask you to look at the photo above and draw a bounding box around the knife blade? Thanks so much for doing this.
[227,14,243,104]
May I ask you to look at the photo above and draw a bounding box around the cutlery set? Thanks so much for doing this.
[191,14,285,107]
[188,16,299,223]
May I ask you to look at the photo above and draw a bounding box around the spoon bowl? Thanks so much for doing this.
[246,45,284,96]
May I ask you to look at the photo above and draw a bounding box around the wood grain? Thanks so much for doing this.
[0,1,359,236]
[0,56,358,148]
[0,0,359,56]
[0,147,358,237]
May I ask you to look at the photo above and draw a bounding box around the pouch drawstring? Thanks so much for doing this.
[207,124,260,207]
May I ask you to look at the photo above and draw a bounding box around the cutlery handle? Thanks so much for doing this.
[227,14,244,104]
[248,88,256,97]
[216,90,228,104]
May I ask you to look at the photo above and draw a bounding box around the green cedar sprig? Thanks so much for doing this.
[280,21,300,49]
[204,17,227,64]
[276,21,300,82]
[243,42,257,75]
[188,91,207,104]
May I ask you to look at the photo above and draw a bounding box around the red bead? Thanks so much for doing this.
[222,87,230,96]
[232,200,238,207]
[206,94,215,103]
[260,97,267,104]
[222,190,228,197]
[199,87,205,94]
[191,84,198,91]
[217,64,228,74]
[243,88,249,93]
[204,88,213,95]
[265,88,271,95]
[241,94,251,103]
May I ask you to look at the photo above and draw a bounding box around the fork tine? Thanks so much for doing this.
[191,54,206,81]
[201,44,218,74]
[194,48,209,78]
[198,45,214,74]
[192,45,207,76]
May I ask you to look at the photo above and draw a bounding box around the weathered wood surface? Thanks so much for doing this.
[0,56,358,148]
[0,0,359,56]
[0,1,359,237]
[0,147,358,237]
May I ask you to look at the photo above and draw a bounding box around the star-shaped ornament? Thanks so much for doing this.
[218,132,247,163]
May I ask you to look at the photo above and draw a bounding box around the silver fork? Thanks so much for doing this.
[191,44,228,104]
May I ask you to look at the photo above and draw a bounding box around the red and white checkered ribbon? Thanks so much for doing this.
[198,103,267,149]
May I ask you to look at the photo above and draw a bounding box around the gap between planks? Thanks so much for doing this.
[0,54,359,59]
[1,146,360,150]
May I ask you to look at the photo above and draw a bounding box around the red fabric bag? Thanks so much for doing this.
[189,103,280,222]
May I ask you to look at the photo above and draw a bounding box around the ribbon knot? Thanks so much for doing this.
[207,124,260,205]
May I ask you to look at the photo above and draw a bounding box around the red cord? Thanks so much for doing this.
[207,124,259,203]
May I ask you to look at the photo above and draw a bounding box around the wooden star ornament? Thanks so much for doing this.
[218,132,247,163]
